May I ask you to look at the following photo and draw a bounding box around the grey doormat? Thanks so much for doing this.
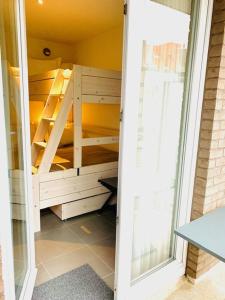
[32,264,114,300]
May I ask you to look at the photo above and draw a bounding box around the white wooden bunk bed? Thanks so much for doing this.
[30,65,121,231]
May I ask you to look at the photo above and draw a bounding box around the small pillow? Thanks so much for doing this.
[28,57,62,75]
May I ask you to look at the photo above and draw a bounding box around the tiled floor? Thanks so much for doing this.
[35,208,225,300]
[165,263,225,300]
[35,207,116,290]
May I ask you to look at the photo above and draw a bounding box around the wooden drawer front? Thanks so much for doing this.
[40,168,117,201]
[40,186,109,209]
[51,193,111,220]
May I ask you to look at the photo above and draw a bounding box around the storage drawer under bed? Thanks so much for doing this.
[50,193,111,220]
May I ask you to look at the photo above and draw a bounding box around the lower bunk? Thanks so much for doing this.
[32,161,118,232]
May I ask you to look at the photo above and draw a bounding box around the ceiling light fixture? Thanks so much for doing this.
[37,0,44,5]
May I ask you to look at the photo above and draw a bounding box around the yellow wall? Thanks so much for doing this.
[73,25,123,151]
[27,37,74,62]
[73,25,123,70]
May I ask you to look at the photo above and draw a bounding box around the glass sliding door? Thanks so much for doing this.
[115,0,212,299]
[0,0,36,299]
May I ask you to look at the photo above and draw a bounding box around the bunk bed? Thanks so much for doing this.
[30,65,121,231]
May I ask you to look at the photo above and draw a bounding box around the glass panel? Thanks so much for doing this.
[152,0,191,14]
[131,0,191,280]
[0,1,29,298]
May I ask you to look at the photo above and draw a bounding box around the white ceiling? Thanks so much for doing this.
[25,0,123,44]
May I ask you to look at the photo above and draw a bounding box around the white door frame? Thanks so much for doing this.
[115,0,213,299]
[0,0,36,299]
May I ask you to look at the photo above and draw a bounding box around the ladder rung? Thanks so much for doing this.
[49,94,64,97]
[52,155,70,164]
[42,117,56,122]
[34,141,47,148]
[35,155,70,167]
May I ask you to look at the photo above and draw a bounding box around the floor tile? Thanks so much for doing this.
[35,264,51,286]
[43,246,112,279]
[63,211,97,226]
[88,236,116,270]
[103,273,115,290]
[38,211,66,233]
[68,215,115,244]
[165,263,225,300]
[35,226,84,263]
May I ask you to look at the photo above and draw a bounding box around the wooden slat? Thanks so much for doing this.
[82,136,119,146]
[40,168,117,190]
[83,125,119,137]
[40,187,110,209]
[82,76,121,96]
[82,95,120,104]
[81,66,121,79]
[34,141,47,148]
[74,65,82,168]
[35,155,70,167]
[42,117,56,122]
[40,179,109,200]
[39,168,77,182]
[79,161,118,175]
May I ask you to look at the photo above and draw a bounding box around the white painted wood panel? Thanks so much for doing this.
[39,168,77,182]
[40,186,110,209]
[81,66,121,79]
[82,136,119,146]
[82,76,121,96]
[79,162,118,175]
[82,95,120,104]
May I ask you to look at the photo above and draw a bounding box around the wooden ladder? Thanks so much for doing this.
[31,69,74,174]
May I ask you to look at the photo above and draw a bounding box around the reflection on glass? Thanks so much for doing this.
[131,0,191,280]
[0,1,28,298]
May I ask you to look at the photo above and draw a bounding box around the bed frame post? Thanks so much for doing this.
[74,65,82,168]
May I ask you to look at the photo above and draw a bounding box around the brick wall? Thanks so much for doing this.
[0,249,4,300]
[186,0,225,279]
